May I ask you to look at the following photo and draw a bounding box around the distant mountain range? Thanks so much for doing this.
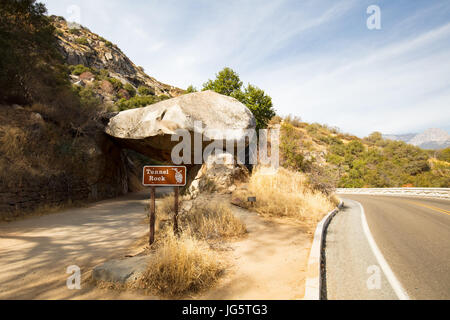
[383,128,450,150]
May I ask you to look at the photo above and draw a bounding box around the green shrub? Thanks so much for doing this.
[98,69,109,79]
[107,77,123,90]
[75,37,88,45]
[105,41,113,48]
[138,86,154,96]
[68,28,80,35]
[78,87,101,110]
[124,83,136,97]
[437,148,450,162]
[280,123,309,171]
[69,64,91,76]
[116,95,167,111]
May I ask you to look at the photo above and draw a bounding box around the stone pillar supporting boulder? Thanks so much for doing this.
[187,152,250,199]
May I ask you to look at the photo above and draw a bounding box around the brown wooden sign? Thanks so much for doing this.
[142,165,187,187]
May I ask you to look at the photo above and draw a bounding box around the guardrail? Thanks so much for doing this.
[336,188,450,200]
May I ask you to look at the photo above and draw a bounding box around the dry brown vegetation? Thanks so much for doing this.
[233,167,338,226]
[155,195,247,240]
[0,107,98,188]
[138,232,223,297]
[137,195,247,297]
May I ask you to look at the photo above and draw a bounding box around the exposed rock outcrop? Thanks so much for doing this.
[105,90,256,162]
[51,16,184,98]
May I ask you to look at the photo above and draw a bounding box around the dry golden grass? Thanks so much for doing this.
[181,200,247,240]
[233,167,336,225]
[153,195,247,240]
[135,195,247,297]
[138,232,223,297]
[0,126,27,158]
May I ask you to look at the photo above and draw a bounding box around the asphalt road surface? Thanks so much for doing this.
[325,195,450,300]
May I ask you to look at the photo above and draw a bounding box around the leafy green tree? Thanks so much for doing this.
[242,84,276,130]
[186,85,198,93]
[364,131,384,146]
[202,67,243,98]
[0,0,59,104]
[202,67,276,129]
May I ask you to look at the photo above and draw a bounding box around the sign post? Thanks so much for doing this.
[174,186,179,235]
[143,166,187,245]
[149,186,156,245]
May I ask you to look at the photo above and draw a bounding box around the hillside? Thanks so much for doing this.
[272,117,450,189]
[0,2,183,218]
[51,16,184,111]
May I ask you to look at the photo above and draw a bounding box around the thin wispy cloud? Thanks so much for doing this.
[43,0,450,136]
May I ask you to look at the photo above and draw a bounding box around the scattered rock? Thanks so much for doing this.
[92,255,151,284]
[30,112,44,124]
[118,88,131,100]
[73,80,85,87]
[79,71,95,81]
[100,80,114,94]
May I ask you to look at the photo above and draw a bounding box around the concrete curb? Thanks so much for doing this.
[303,200,344,300]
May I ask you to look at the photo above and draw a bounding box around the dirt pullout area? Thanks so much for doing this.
[0,191,156,300]
[197,205,313,300]
[0,191,313,300]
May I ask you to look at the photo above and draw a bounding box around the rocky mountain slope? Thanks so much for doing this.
[383,128,450,150]
[51,16,184,108]
[409,128,450,150]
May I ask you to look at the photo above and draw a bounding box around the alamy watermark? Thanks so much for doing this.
[66,265,81,290]
[169,121,280,169]
[366,265,381,290]
[367,5,381,30]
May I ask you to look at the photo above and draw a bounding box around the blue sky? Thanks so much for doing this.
[42,0,450,137]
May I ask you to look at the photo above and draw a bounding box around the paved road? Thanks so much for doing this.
[325,195,450,300]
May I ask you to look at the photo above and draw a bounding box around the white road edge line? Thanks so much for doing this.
[357,201,411,300]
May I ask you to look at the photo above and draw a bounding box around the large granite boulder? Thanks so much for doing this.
[105,90,256,163]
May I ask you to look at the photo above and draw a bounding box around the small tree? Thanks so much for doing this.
[202,67,243,98]
[186,85,197,93]
[243,84,276,130]
[202,67,275,129]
